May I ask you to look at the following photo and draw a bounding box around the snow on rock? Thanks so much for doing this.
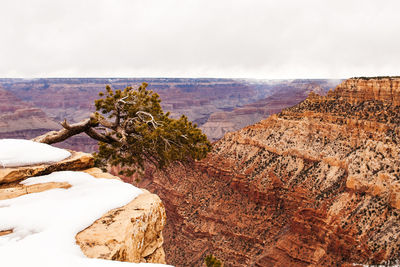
[0,139,71,167]
[0,150,94,184]
[0,171,170,267]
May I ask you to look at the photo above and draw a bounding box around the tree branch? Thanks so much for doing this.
[85,127,118,144]
[31,83,211,175]
[32,118,96,144]
[136,111,161,128]
[32,109,157,146]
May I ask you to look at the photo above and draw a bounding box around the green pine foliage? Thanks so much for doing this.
[205,254,223,267]
[92,83,211,175]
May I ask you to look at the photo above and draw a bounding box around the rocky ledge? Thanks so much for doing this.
[0,150,167,265]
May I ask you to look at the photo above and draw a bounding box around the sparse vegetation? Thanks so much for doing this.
[351,76,400,80]
[205,254,223,267]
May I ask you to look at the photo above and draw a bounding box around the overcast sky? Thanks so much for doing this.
[0,0,399,79]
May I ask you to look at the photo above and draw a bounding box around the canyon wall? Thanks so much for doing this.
[135,77,400,266]
[334,77,400,105]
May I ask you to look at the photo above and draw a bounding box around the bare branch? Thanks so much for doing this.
[61,119,71,130]
[85,127,117,144]
[118,96,129,104]
[136,111,161,128]
[113,98,126,128]
[32,118,95,144]
[32,109,157,146]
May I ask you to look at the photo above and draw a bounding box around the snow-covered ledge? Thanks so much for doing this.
[0,139,71,168]
[0,139,94,184]
[0,139,169,266]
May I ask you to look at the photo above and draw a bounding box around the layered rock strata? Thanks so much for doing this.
[201,81,326,141]
[0,88,60,140]
[0,150,167,265]
[137,77,400,266]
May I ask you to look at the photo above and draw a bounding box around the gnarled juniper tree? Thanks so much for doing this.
[33,83,211,175]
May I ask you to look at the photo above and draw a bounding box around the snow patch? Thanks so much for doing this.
[0,139,71,167]
[0,171,169,267]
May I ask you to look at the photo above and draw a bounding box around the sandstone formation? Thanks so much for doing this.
[334,77,400,105]
[0,180,72,200]
[0,148,167,265]
[76,190,166,263]
[135,77,400,266]
[0,150,93,183]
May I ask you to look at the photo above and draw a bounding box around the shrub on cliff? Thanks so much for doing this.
[205,254,223,267]
[33,83,211,175]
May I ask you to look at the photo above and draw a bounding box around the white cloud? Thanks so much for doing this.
[0,0,399,78]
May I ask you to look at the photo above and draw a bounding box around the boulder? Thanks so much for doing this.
[76,190,166,264]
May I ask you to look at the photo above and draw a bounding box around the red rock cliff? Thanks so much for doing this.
[333,77,400,105]
[133,77,400,266]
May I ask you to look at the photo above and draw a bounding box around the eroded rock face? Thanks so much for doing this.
[334,77,400,105]
[76,190,166,264]
[136,77,400,266]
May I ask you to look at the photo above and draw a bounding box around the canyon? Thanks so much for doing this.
[7,77,398,266]
[0,78,339,150]
[0,88,59,140]
[129,77,400,266]
[201,80,326,141]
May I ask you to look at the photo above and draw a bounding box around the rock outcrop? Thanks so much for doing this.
[135,77,400,266]
[0,149,167,265]
[334,77,400,105]
[0,151,93,184]
[76,190,166,263]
